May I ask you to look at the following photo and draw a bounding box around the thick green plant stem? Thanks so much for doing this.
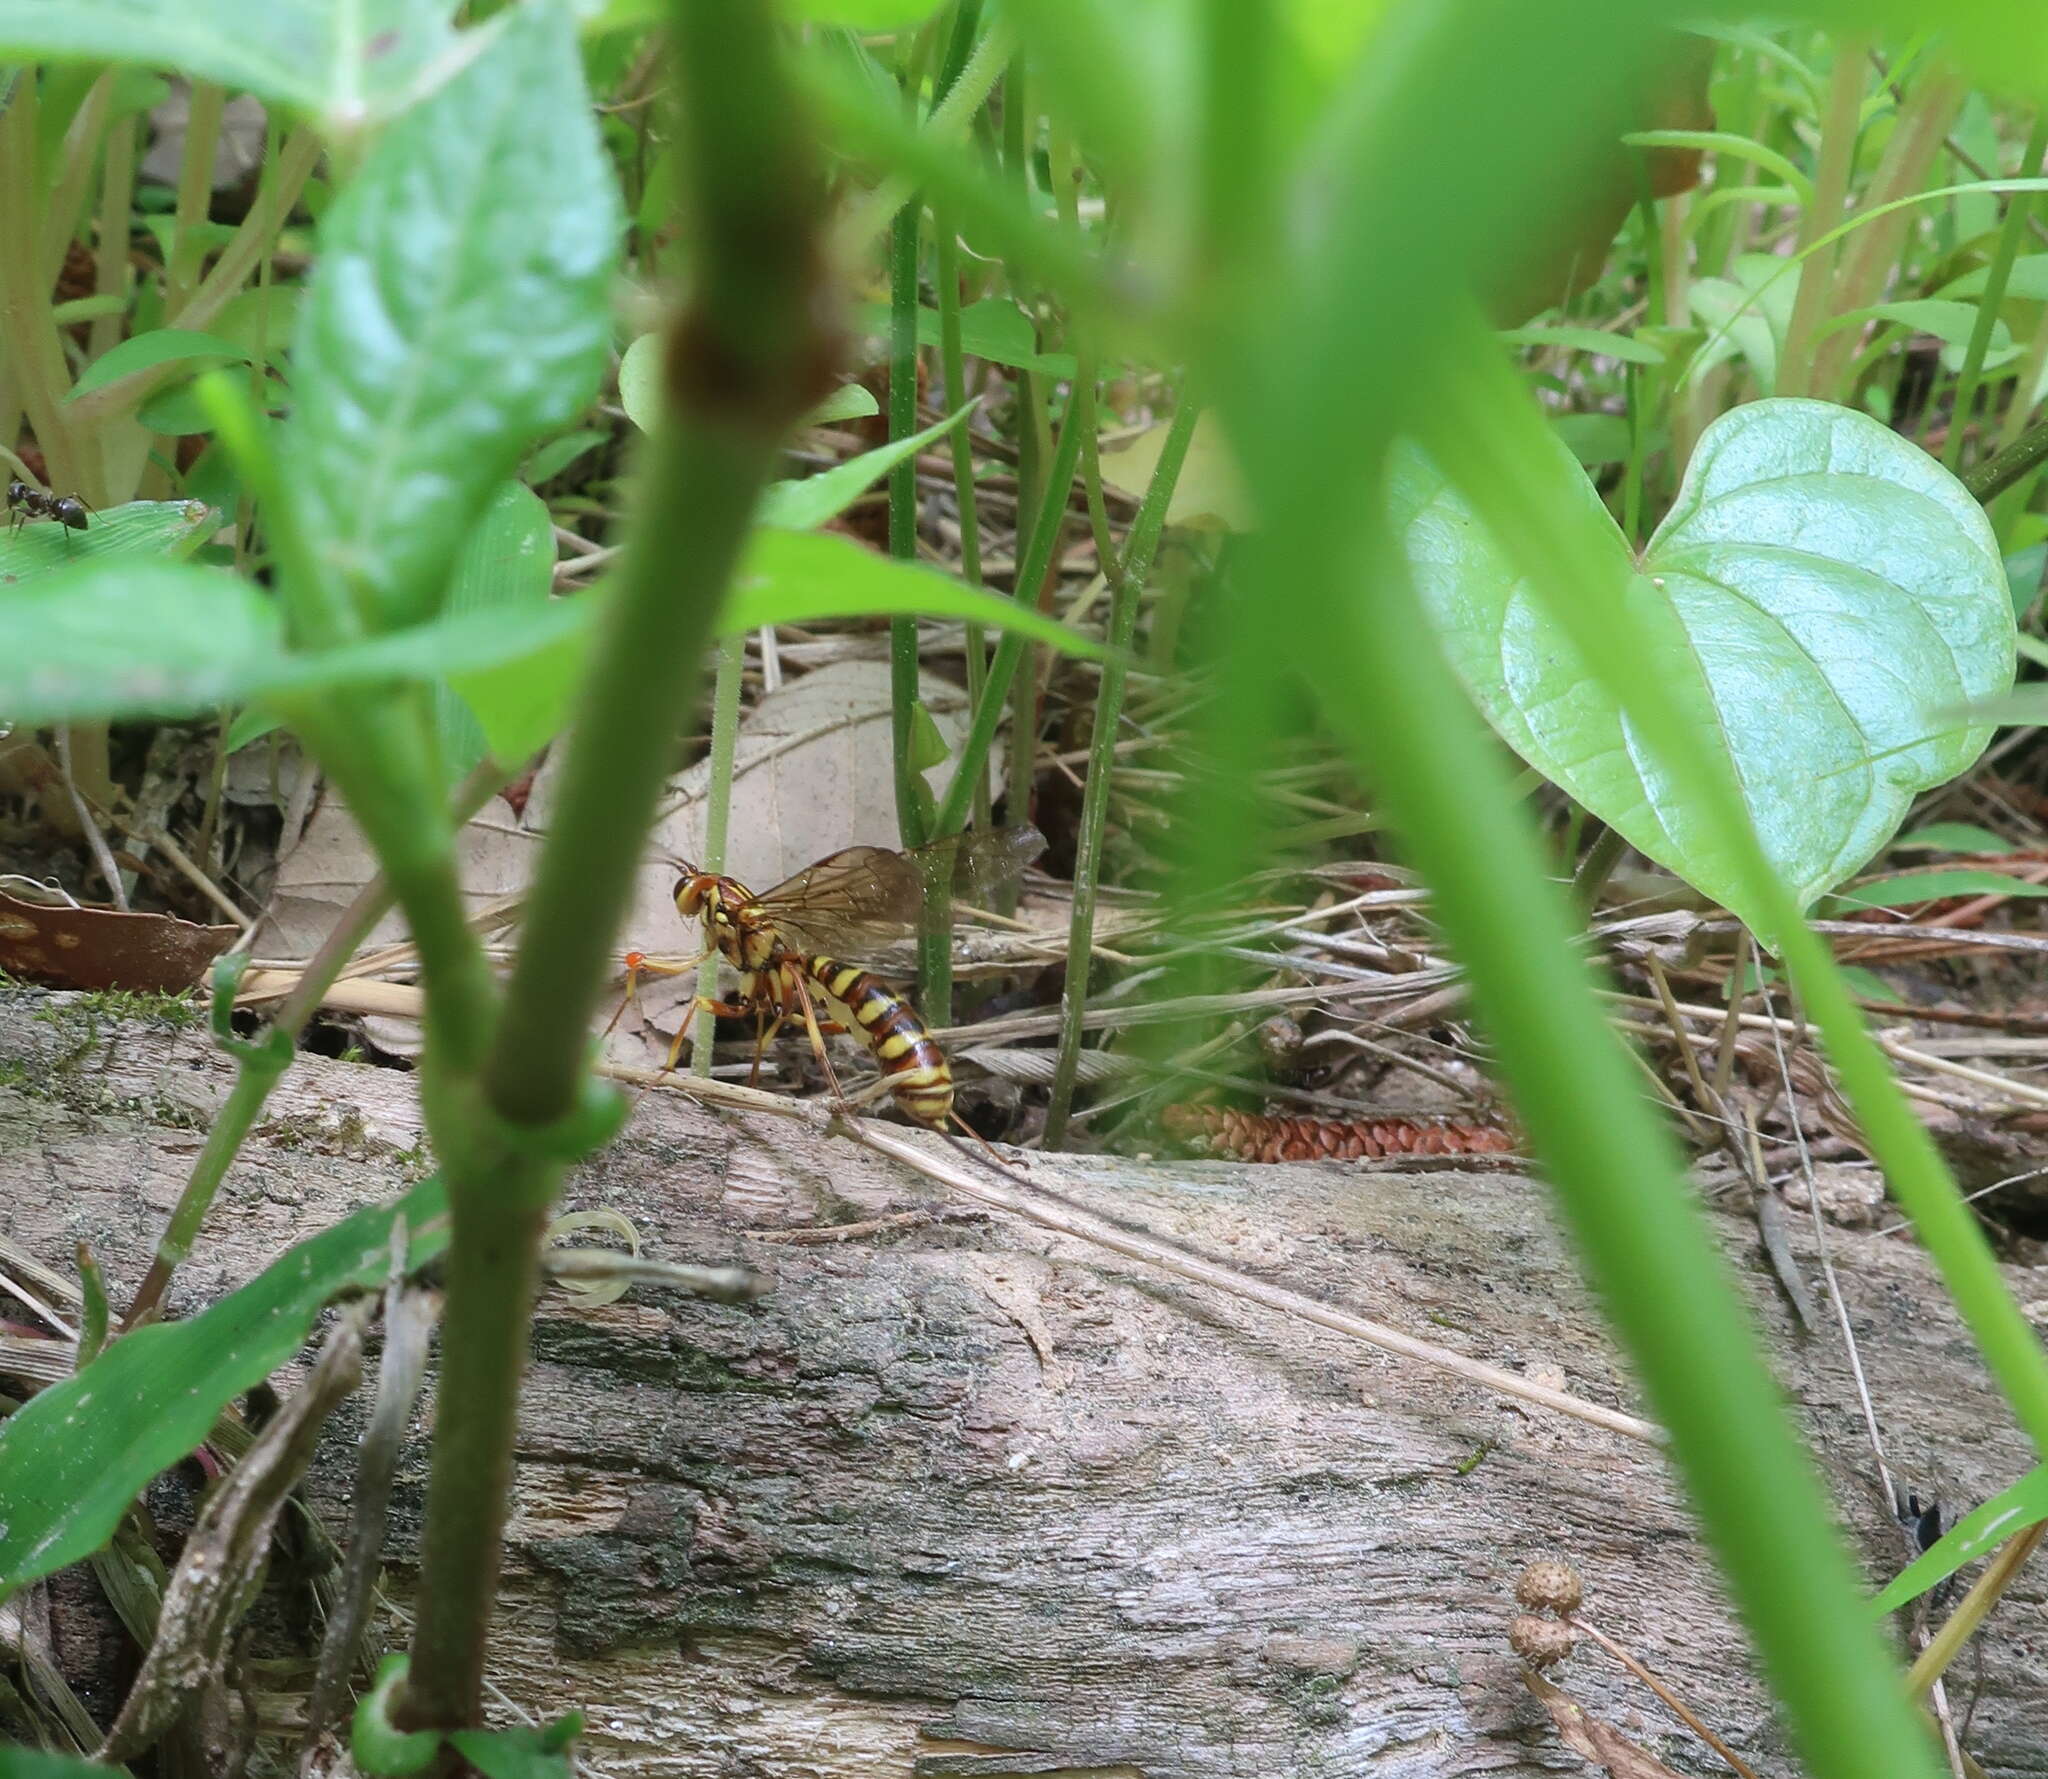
[933,397,1086,839]
[1946,113,2048,471]
[1042,394,1198,1147]
[888,194,930,850]
[691,631,746,1076]
[1207,0,1949,1761]
[402,5,832,1727]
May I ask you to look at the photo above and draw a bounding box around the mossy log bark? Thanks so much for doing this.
[2,986,2045,1776]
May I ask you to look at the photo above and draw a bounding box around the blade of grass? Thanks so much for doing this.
[689,632,745,1078]
[1945,112,2048,472]
[1042,391,1197,1147]
[930,383,1085,841]
[887,188,930,851]
[1775,37,1866,399]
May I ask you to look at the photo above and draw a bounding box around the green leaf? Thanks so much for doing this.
[0,554,603,724]
[1399,398,2015,932]
[1686,254,1797,392]
[620,339,879,436]
[225,709,284,752]
[138,372,287,438]
[0,1182,447,1598]
[1821,868,2048,913]
[725,528,1107,647]
[1498,325,1666,365]
[447,1724,580,1779]
[806,383,882,424]
[524,427,610,486]
[1836,965,1906,1006]
[1872,1464,2048,1614]
[285,0,619,629]
[1941,253,2048,302]
[0,560,279,721]
[0,1752,125,1778]
[457,529,1112,768]
[1823,299,2017,370]
[1551,413,1634,467]
[0,0,459,127]
[0,497,214,581]
[435,484,555,779]
[787,0,944,25]
[757,403,976,530]
[64,328,252,403]
[1893,821,2017,854]
[853,298,1079,378]
[2005,542,2045,621]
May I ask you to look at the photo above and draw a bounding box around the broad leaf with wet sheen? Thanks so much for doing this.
[0,0,460,126]
[1394,398,2014,935]
[285,0,619,628]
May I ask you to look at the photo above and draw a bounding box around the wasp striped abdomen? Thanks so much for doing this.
[806,954,953,1127]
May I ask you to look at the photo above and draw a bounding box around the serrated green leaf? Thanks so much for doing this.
[1400,398,2015,931]
[1872,1464,2048,1615]
[0,0,460,126]
[758,403,976,531]
[286,0,619,629]
[435,484,555,779]
[0,1182,447,1598]
[0,498,214,581]
[65,328,252,403]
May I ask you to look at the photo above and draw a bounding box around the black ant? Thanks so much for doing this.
[6,479,92,545]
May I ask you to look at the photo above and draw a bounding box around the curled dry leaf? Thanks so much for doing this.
[100,1303,369,1762]
[1522,1668,1690,1779]
[0,885,237,993]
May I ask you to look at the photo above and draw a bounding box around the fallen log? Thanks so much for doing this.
[2,987,2044,1776]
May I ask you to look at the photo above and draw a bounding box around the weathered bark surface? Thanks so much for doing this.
[3,987,2046,1777]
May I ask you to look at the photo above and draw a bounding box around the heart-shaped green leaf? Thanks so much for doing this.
[1397,398,2014,931]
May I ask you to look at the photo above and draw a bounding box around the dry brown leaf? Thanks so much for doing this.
[0,886,237,993]
[1522,1668,1690,1779]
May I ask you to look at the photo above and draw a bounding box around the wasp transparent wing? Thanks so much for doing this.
[752,824,1046,959]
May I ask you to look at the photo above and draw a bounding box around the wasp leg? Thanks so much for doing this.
[603,948,709,1041]
[786,971,852,1107]
[661,992,756,1076]
[746,1010,786,1087]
